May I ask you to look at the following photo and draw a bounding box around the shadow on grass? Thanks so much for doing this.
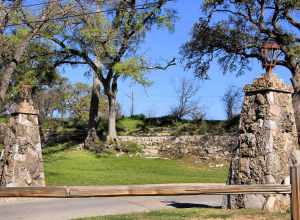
[43,141,79,156]
[43,154,68,163]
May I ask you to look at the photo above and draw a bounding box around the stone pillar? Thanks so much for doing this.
[227,73,298,211]
[0,86,45,187]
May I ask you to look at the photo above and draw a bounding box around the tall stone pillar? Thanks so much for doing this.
[227,73,298,210]
[0,86,45,187]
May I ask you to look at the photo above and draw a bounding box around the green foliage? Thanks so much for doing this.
[45,0,177,137]
[224,115,240,133]
[41,118,83,135]
[118,141,142,154]
[68,82,91,122]
[43,149,228,186]
[130,114,146,120]
[117,116,237,136]
[0,116,8,124]
[43,142,77,156]
[156,8,177,32]
[35,80,108,130]
[117,117,145,135]
[8,28,31,45]
[7,41,61,100]
[289,44,300,64]
[284,0,300,8]
[97,120,108,136]
[80,12,108,42]
[182,0,300,78]
[87,138,106,154]
[198,120,209,134]
[171,121,210,136]
[113,57,152,86]
[42,116,238,144]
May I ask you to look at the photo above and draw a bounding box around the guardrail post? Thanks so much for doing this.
[291,165,300,220]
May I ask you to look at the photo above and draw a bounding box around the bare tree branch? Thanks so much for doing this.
[170,78,204,120]
[144,58,176,70]
[222,86,243,120]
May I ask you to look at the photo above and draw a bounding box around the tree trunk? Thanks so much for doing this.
[84,72,101,149]
[38,114,46,145]
[107,94,117,142]
[0,34,34,104]
[292,68,300,146]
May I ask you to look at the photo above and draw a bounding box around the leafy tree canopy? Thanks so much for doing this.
[181,0,300,79]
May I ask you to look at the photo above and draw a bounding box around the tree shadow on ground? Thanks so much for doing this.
[43,141,79,156]
[164,201,222,209]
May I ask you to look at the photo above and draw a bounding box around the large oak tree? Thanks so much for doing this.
[51,0,176,144]
[181,0,300,137]
[0,0,74,104]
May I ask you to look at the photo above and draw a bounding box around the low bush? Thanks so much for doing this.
[0,116,8,124]
[118,141,142,154]
[129,114,146,120]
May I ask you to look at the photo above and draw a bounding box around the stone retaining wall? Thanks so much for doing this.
[117,135,238,161]
[0,124,238,162]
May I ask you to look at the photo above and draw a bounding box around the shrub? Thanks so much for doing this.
[117,118,144,135]
[130,114,146,120]
[145,115,177,127]
[197,121,209,134]
[97,120,108,136]
[224,114,240,133]
[88,139,107,154]
[0,116,8,124]
[119,141,142,154]
[73,119,87,130]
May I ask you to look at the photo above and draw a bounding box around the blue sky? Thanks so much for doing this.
[60,0,292,120]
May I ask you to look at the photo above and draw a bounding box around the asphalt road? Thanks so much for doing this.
[0,195,223,220]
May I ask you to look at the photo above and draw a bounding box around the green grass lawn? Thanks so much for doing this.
[74,208,289,220]
[43,146,228,186]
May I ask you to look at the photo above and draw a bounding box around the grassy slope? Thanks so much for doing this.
[74,208,289,220]
[117,118,144,135]
[43,147,228,186]
[117,116,239,136]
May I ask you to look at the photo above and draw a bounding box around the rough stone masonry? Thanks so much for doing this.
[117,135,237,160]
[0,86,45,187]
[226,73,298,211]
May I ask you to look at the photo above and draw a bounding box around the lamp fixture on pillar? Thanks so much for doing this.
[261,41,281,77]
